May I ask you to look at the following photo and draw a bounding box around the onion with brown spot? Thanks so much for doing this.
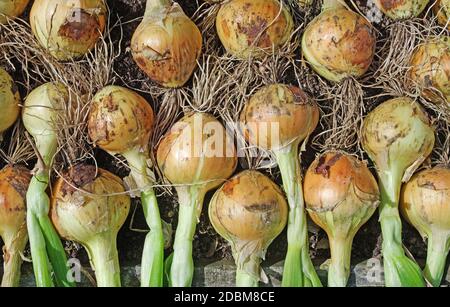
[0,165,30,287]
[0,0,29,24]
[240,84,321,287]
[374,0,430,19]
[209,170,288,286]
[131,0,202,88]
[400,167,450,287]
[216,0,294,59]
[157,112,237,287]
[30,0,107,61]
[301,0,376,82]
[0,68,20,134]
[51,164,130,287]
[433,0,449,30]
[409,37,449,105]
[304,152,379,287]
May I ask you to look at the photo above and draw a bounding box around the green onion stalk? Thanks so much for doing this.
[240,84,322,287]
[401,167,450,287]
[362,97,435,287]
[209,170,288,287]
[50,164,130,287]
[88,85,165,287]
[22,83,74,287]
[157,112,237,287]
[0,165,31,287]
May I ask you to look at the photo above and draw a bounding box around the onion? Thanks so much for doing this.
[362,97,435,287]
[131,0,202,88]
[157,112,237,286]
[409,37,449,105]
[216,0,294,59]
[240,84,321,287]
[209,170,288,286]
[51,164,130,287]
[374,0,430,19]
[304,152,379,286]
[0,165,30,287]
[301,0,376,82]
[22,82,73,287]
[88,85,165,287]
[0,68,20,134]
[30,0,107,61]
[400,167,450,287]
[433,0,449,29]
[0,0,29,24]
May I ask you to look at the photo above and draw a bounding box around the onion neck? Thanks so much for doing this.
[144,0,172,18]
[1,226,28,287]
[322,0,344,11]
[87,232,121,287]
[34,134,57,168]
[424,230,450,287]
[235,258,260,287]
[170,185,206,287]
[275,144,322,287]
[328,236,353,287]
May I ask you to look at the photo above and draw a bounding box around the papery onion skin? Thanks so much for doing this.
[0,165,31,287]
[0,0,29,24]
[209,170,288,286]
[157,112,237,191]
[433,0,449,30]
[131,1,202,88]
[240,84,319,151]
[216,0,294,59]
[0,68,20,133]
[30,0,107,61]
[409,37,450,105]
[88,85,154,154]
[400,167,450,287]
[301,7,376,82]
[374,0,430,19]
[51,164,130,287]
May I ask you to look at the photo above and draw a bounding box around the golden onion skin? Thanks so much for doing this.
[304,152,379,231]
[216,0,294,59]
[88,85,154,154]
[240,84,319,151]
[409,37,450,104]
[0,68,20,133]
[0,0,29,24]
[401,167,450,237]
[374,0,429,19]
[157,112,237,191]
[30,0,107,61]
[433,0,449,30]
[51,164,130,245]
[131,2,202,88]
[210,170,288,242]
[302,7,376,82]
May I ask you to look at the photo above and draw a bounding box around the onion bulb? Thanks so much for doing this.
[433,0,449,29]
[209,170,288,287]
[400,167,450,287]
[0,0,29,24]
[22,82,73,287]
[157,112,237,286]
[51,164,130,287]
[216,0,294,59]
[240,84,321,287]
[131,0,202,88]
[88,85,165,287]
[30,0,107,61]
[409,37,449,105]
[374,0,430,19]
[0,165,30,287]
[301,0,376,82]
[362,97,435,287]
[0,68,20,134]
[304,152,379,287]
